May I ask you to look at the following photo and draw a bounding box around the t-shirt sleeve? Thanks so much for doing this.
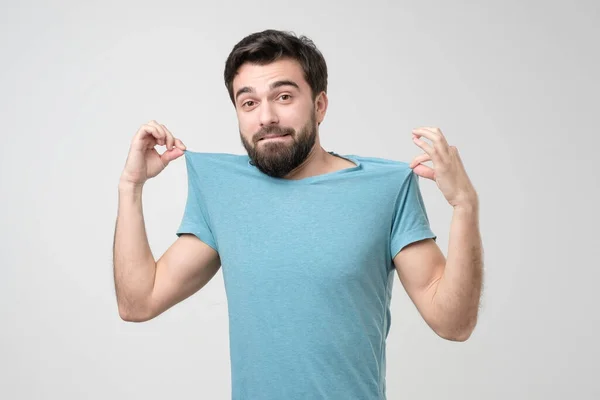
[176,153,218,252]
[390,170,437,260]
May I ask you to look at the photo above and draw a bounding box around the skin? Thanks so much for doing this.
[232,58,356,179]
[116,58,483,343]
[232,58,483,341]
[394,128,483,341]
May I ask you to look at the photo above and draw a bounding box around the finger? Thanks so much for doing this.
[412,163,435,180]
[133,124,162,148]
[161,124,185,151]
[412,128,450,159]
[409,153,431,168]
[159,123,174,150]
[147,120,168,147]
[142,124,164,145]
[412,136,435,156]
[412,127,449,148]
[160,147,184,165]
[415,127,447,141]
[412,127,448,147]
[173,138,187,151]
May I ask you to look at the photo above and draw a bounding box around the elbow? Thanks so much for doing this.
[118,303,154,323]
[434,318,478,342]
[119,311,146,323]
[437,328,472,342]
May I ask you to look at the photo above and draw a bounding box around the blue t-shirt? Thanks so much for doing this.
[176,150,436,400]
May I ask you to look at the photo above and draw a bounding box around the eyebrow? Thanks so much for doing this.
[235,80,300,101]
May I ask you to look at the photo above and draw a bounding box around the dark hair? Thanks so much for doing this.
[224,29,328,104]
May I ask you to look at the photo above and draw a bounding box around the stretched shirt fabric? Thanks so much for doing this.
[176,150,437,400]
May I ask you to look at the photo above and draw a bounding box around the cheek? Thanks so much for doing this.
[237,114,256,134]
[281,105,311,128]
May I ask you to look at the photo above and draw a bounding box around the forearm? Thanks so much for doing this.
[432,201,483,340]
[113,181,156,320]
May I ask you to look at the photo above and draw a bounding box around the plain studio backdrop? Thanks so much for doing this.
[1,1,598,399]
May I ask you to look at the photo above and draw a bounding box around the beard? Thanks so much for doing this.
[240,112,318,178]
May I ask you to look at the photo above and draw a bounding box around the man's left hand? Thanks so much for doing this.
[409,127,478,208]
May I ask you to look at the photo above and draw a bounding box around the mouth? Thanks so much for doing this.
[259,134,291,141]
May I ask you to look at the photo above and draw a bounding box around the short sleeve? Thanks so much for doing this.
[390,170,437,260]
[176,153,218,252]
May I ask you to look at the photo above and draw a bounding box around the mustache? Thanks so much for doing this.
[254,125,295,142]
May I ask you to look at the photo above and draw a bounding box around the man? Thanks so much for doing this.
[113,29,483,400]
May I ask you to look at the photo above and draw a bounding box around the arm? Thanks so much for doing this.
[113,181,221,322]
[394,203,483,341]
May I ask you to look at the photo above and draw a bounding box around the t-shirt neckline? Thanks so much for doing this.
[247,151,362,184]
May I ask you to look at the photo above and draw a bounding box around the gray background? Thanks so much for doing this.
[1,0,598,399]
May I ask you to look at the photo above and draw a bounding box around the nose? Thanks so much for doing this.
[258,101,279,127]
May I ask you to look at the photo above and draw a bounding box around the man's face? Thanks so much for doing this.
[232,58,326,178]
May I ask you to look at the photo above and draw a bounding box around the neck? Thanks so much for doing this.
[283,139,335,180]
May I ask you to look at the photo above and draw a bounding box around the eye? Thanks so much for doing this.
[242,100,256,108]
[278,94,292,101]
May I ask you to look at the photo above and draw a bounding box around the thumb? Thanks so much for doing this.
[160,147,184,166]
[412,164,435,180]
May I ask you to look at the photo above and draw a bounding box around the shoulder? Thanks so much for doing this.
[345,153,415,181]
[348,153,410,170]
[181,150,257,194]
[182,150,250,172]
[183,150,248,163]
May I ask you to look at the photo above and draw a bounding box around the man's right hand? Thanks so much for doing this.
[120,120,187,187]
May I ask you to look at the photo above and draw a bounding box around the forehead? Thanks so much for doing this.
[232,58,307,92]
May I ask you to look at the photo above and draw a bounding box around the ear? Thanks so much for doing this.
[314,91,328,125]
